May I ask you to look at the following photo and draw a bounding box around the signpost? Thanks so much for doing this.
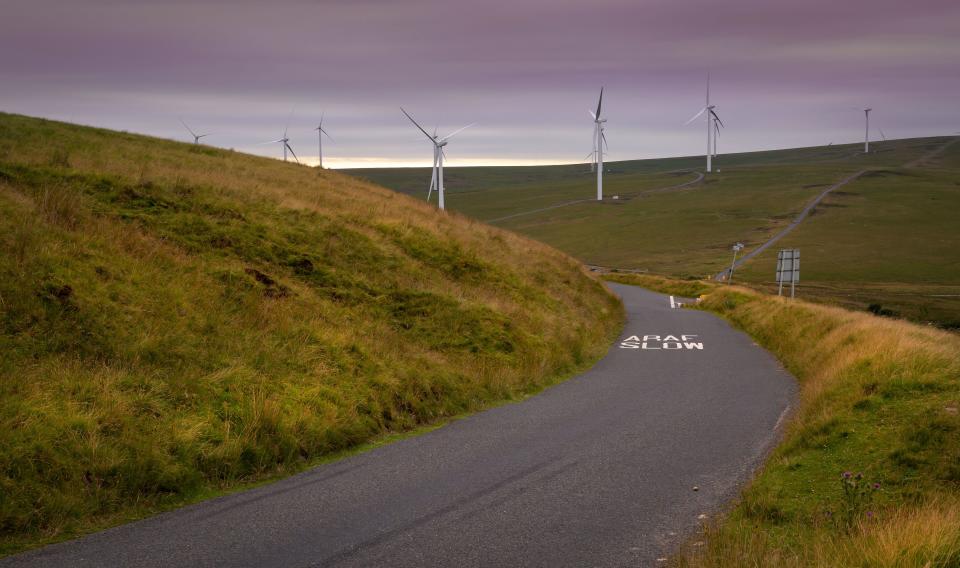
[728,242,744,284]
[776,249,800,298]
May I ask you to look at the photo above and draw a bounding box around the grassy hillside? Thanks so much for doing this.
[349,137,960,328]
[0,113,622,554]
[608,274,960,566]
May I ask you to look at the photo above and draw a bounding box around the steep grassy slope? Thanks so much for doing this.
[0,113,622,553]
[349,137,960,328]
[608,274,960,566]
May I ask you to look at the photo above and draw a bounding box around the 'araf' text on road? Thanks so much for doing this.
[619,335,704,350]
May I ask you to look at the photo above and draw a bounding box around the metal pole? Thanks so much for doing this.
[728,249,738,284]
[596,124,603,201]
[318,130,323,169]
[438,149,445,211]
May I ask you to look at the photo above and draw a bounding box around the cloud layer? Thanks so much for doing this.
[3,0,958,166]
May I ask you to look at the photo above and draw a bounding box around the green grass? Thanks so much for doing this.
[0,113,623,555]
[350,136,960,328]
[602,276,960,566]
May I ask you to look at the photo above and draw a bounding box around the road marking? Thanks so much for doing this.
[669,296,675,309]
[620,335,704,350]
[774,404,791,431]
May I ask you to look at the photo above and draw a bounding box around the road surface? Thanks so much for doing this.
[4,284,795,568]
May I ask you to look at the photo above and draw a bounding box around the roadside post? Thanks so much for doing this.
[776,249,800,298]
[728,242,744,284]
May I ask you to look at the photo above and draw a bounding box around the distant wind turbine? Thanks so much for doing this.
[401,107,474,210]
[258,122,299,163]
[588,88,607,200]
[314,113,333,169]
[179,119,211,144]
[685,73,721,173]
[863,107,872,153]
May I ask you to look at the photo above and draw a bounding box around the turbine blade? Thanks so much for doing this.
[284,109,293,138]
[401,107,435,142]
[596,87,604,118]
[588,109,597,120]
[601,131,608,150]
[319,127,334,142]
[285,143,299,164]
[684,107,707,125]
[179,118,197,137]
[710,110,724,128]
[255,139,285,145]
[441,122,475,142]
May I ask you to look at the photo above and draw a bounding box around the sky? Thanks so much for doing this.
[2,0,958,168]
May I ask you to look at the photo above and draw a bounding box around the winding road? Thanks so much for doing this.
[4,284,795,568]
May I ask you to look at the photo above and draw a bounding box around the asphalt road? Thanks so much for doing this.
[4,284,795,568]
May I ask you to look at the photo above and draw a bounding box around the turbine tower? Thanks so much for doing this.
[314,113,333,169]
[179,119,211,144]
[863,108,872,153]
[588,88,607,201]
[401,108,474,211]
[685,74,720,173]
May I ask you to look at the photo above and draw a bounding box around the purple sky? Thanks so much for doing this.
[3,0,958,167]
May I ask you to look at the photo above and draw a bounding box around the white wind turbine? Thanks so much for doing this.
[588,88,607,200]
[685,73,722,173]
[258,117,299,163]
[180,119,211,144]
[863,107,872,153]
[314,113,333,169]
[401,108,474,210]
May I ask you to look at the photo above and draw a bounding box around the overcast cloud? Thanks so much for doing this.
[2,0,958,167]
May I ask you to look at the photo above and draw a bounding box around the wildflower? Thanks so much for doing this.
[872,482,880,490]
[842,471,852,479]
[866,511,874,518]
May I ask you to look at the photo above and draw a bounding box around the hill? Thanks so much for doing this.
[347,136,960,328]
[0,113,622,553]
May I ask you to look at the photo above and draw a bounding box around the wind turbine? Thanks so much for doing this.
[863,108,872,153]
[180,119,211,144]
[685,73,721,173]
[314,113,333,169]
[401,108,474,210]
[258,123,299,163]
[588,88,607,200]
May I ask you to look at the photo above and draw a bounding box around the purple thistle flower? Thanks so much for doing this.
[866,511,874,518]
[873,482,881,490]
[842,471,852,479]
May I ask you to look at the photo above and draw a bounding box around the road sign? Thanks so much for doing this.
[776,249,799,297]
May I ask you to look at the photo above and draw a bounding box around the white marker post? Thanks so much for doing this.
[729,242,744,284]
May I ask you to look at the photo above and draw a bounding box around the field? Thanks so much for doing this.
[0,113,622,554]
[348,136,960,328]
[609,274,960,567]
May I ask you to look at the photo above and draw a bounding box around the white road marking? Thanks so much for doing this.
[669,296,675,309]
[774,404,792,431]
